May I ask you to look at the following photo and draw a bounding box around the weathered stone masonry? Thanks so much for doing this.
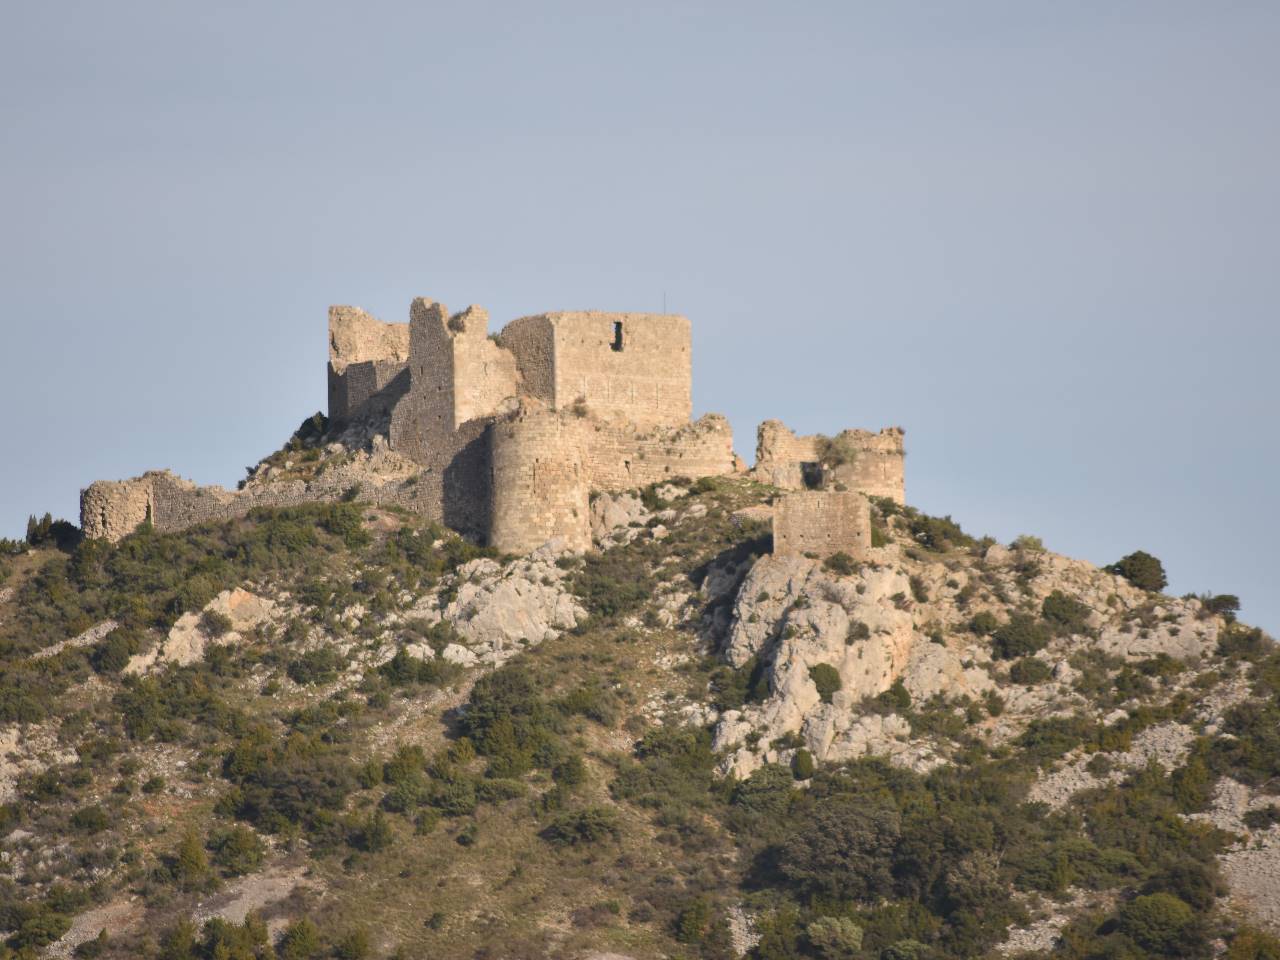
[772,491,872,560]
[753,420,905,504]
[81,293,907,557]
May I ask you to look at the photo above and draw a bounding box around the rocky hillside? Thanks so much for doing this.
[0,466,1277,960]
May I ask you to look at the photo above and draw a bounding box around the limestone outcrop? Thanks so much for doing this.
[404,543,585,667]
[714,554,991,777]
[126,588,276,674]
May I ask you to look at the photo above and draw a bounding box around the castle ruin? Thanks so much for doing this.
[81,296,906,558]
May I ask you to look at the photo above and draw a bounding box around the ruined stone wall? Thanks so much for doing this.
[753,420,822,490]
[327,306,410,426]
[80,478,154,542]
[539,313,691,430]
[447,305,520,427]
[580,414,737,490]
[490,408,591,554]
[773,491,871,560]
[328,361,409,428]
[497,314,556,403]
[79,449,455,545]
[753,420,905,504]
[826,427,905,504]
[390,299,519,465]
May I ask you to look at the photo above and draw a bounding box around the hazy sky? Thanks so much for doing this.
[2,2,1276,630]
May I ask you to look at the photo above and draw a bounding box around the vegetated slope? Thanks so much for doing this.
[0,477,1277,960]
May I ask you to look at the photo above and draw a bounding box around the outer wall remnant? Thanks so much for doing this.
[773,491,872,560]
[753,420,905,504]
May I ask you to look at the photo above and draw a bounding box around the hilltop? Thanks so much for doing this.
[1,459,1277,960]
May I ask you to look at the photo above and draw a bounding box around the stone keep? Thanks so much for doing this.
[773,491,872,560]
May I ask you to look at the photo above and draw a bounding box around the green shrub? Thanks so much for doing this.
[378,648,459,688]
[779,795,900,902]
[541,806,620,845]
[1009,657,1052,685]
[967,611,998,636]
[1117,892,1193,954]
[70,804,109,833]
[1041,590,1091,635]
[73,929,109,958]
[174,829,210,890]
[806,915,864,959]
[611,725,716,814]
[791,748,816,780]
[711,655,771,711]
[1106,550,1168,592]
[89,626,142,675]
[1217,625,1271,660]
[359,809,394,852]
[552,754,587,788]
[277,917,322,960]
[334,926,372,960]
[209,825,265,876]
[199,608,233,638]
[1243,805,1280,831]
[906,511,975,552]
[1227,927,1280,960]
[286,647,342,685]
[873,679,912,714]
[12,907,73,948]
[1201,594,1241,622]
[991,614,1050,659]
[26,513,82,551]
[847,620,871,643]
[675,897,714,944]
[569,548,656,619]
[809,663,842,704]
[823,552,858,576]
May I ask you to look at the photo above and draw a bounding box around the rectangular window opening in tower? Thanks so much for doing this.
[611,321,624,352]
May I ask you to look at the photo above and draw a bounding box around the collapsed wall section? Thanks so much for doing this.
[754,420,905,503]
[772,491,871,560]
[327,306,410,426]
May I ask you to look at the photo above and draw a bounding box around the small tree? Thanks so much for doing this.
[174,829,210,890]
[1106,550,1168,592]
[791,748,816,780]
[991,614,1050,659]
[200,609,234,638]
[277,917,322,960]
[809,664,842,704]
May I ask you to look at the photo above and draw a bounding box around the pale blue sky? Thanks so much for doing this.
[2,2,1276,630]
